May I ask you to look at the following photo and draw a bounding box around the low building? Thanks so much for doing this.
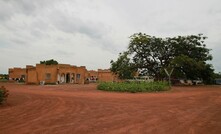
[25,64,87,84]
[87,69,118,82]
[87,70,98,83]
[97,69,118,82]
[9,64,119,84]
[8,67,26,81]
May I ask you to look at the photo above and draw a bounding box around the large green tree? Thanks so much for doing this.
[171,55,214,83]
[168,34,213,83]
[111,33,214,83]
[127,33,174,79]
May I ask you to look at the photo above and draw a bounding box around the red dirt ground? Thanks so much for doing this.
[0,83,221,134]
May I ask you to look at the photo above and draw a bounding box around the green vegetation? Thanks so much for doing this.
[0,74,8,79]
[40,59,58,65]
[0,74,8,82]
[111,33,214,84]
[214,72,221,79]
[0,79,8,82]
[97,81,169,93]
[0,86,9,104]
[110,52,137,79]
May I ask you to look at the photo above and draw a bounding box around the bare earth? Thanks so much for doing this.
[0,83,221,134]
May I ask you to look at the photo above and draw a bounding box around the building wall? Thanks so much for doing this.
[38,64,58,84]
[58,64,77,84]
[9,64,120,84]
[27,68,38,84]
[75,66,87,84]
[25,64,88,84]
[97,69,118,82]
[87,70,98,78]
[8,68,26,81]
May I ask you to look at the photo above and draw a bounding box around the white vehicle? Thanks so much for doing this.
[127,76,154,82]
[192,80,203,85]
[215,79,221,85]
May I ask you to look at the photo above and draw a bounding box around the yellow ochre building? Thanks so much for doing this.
[9,63,118,84]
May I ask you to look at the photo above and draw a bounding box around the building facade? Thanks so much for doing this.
[87,69,119,83]
[8,68,26,81]
[9,63,118,84]
[25,64,87,84]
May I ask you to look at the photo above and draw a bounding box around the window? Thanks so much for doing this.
[76,74,81,79]
[45,73,51,80]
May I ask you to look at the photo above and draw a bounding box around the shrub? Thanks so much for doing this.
[0,86,9,104]
[97,81,169,93]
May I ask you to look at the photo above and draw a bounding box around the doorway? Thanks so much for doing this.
[66,73,70,83]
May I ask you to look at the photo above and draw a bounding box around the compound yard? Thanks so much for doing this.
[0,83,221,134]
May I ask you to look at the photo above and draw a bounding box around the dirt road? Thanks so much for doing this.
[0,83,221,134]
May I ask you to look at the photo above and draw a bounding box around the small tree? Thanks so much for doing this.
[40,59,58,65]
[0,86,9,104]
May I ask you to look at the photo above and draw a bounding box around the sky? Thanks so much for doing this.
[0,0,221,74]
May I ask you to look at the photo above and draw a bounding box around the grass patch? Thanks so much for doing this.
[0,79,8,83]
[97,81,170,93]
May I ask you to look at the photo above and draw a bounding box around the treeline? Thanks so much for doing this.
[0,74,8,80]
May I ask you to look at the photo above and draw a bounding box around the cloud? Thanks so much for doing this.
[0,0,221,73]
[50,10,106,39]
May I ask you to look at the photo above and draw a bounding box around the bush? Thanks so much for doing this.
[97,81,170,93]
[0,86,9,104]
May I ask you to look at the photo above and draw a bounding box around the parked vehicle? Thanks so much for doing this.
[215,79,221,85]
[172,79,203,85]
[126,76,154,83]
[192,80,203,85]
[179,79,193,85]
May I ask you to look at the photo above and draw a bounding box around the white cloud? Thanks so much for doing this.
[0,0,221,73]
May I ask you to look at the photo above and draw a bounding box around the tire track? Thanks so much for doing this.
[0,84,221,134]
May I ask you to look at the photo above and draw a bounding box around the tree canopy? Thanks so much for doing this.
[110,52,136,79]
[40,59,58,65]
[110,33,214,84]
